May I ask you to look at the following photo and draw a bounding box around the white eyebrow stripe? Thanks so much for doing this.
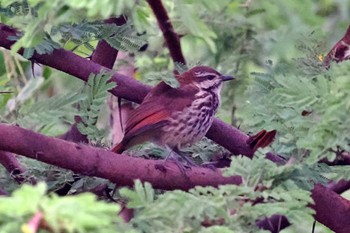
[194,71,218,77]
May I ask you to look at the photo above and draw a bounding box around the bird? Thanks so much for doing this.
[111,66,234,167]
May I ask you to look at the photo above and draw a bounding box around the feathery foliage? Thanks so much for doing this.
[0,183,134,233]
[241,38,350,164]
[1,0,145,56]
[77,71,115,145]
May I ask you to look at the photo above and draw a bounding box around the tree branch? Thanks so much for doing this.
[0,150,36,184]
[0,123,349,232]
[91,16,127,68]
[0,124,241,190]
[146,0,186,65]
[311,184,350,233]
[0,23,254,157]
[328,179,350,194]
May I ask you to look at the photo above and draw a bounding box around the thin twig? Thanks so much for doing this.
[0,150,36,184]
[146,0,186,65]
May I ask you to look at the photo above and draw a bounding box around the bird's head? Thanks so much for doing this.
[177,66,234,92]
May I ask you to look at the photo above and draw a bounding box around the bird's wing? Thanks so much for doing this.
[112,82,197,153]
[125,82,196,135]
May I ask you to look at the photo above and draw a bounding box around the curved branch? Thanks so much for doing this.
[146,0,186,64]
[0,124,241,190]
[0,23,254,157]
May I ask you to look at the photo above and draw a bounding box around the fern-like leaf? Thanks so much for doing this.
[77,71,116,145]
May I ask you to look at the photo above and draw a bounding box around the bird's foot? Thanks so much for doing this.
[162,154,197,175]
[201,162,218,171]
[172,149,199,168]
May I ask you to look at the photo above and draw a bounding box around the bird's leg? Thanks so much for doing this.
[161,147,187,174]
[172,147,199,167]
[161,146,198,174]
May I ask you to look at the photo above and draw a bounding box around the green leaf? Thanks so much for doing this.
[77,71,115,144]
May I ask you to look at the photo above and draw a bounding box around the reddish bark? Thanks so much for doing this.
[0,124,241,190]
[311,184,350,233]
[325,25,350,67]
[0,150,36,184]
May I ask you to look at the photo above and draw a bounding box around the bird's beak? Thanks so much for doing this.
[221,75,235,81]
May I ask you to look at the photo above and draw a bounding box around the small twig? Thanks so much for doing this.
[14,55,27,83]
[312,220,316,233]
[0,150,36,184]
[328,179,350,194]
[146,0,186,65]
[21,211,44,233]
[256,215,290,233]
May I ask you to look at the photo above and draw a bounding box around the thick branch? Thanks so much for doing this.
[311,184,350,233]
[0,124,241,190]
[146,0,186,64]
[0,23,254,156]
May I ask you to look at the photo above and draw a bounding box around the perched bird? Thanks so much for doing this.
[111,66,234,166]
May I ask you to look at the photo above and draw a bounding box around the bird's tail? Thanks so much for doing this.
[111,141,125,154]
[247,129,276,152]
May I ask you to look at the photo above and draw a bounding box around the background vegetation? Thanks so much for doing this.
[1,0,350,232]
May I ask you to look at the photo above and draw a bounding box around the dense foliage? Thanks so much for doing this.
[1,0,350,232]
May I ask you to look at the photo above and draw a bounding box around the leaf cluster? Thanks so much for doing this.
[0,183,134,233]
[77,71,115,145]
[241,38,350,163]
[1,0,146,57]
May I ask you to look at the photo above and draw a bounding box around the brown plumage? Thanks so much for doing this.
[112,66,234,158]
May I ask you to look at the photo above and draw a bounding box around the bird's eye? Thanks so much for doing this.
[207,75,215,80]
